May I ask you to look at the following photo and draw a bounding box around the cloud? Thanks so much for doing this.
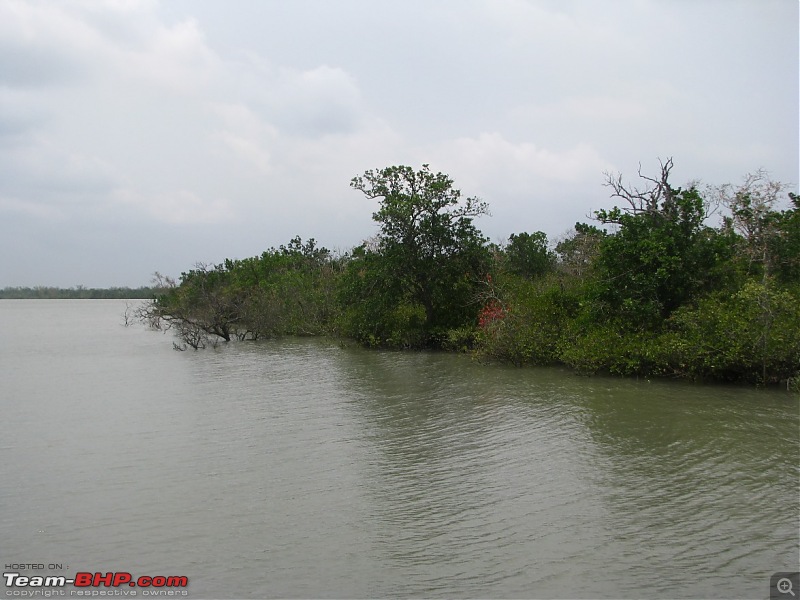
[560,95,650,122]
[210,102,279,174]
[123,16,220,94]
[0,89,48,139]
[0,1,362,229]
[432,132,613,193]
[0,1,94,87]
[0,132,121,201]
[0,195,65,220]
[416,132,617,241]
[114,188,234,225]
[267,65,367,137]
[0,0,223,102]
[0,0,796,286]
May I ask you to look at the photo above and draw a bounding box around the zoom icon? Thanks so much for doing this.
[772,572,800,599]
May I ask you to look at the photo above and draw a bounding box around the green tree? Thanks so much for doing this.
[592,159,730,328]
[773,193,800,284]
[712,171,799,285]
[554,223,605,282]
[505,231,554,279]
[348,164,491,345]
[658,282,800,383]
[154,262,242,344]
[148,236,341,346]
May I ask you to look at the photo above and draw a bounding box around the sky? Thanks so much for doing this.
[0,0,797,288]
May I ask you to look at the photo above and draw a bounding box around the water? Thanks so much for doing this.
[1,300,798,599]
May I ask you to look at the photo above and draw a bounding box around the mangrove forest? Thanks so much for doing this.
[142,161,800,387]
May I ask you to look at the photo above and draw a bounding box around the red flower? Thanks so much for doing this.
[478,299,505,328]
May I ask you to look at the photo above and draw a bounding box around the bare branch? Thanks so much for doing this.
[601,157,675,219]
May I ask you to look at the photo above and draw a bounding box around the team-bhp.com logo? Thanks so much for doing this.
[4,572,188,596]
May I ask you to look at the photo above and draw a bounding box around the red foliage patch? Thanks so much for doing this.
[478,299,505,328]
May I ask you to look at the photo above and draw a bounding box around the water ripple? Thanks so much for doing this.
[1,302,797,599]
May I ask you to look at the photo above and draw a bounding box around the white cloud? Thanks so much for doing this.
[210,102,279,174]
[415,132,618,240]
[114,188,234,225]
[0,0,796,286]
[0,0,220,94]
[123,17,219,94]
[561,95,649,122]
[0,132,122,199]
[268,65,366,137]
[433,132,613,193]
[0,195,65,220]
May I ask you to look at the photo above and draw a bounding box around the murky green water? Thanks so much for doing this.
[1,300,798,598]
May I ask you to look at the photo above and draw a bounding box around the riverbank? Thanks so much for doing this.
[142,164,800,387]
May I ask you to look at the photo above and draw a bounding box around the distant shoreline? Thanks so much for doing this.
[0,287,161,300]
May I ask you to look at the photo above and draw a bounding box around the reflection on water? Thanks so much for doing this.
[1,300,798,599]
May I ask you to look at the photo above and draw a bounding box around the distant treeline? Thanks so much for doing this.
[1,286,160,299]
[141,162,800,387]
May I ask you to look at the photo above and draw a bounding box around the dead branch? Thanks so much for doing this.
[602,157,675,218]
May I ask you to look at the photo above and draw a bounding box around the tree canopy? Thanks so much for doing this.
[344,165,491,345]
[144,161,799,386]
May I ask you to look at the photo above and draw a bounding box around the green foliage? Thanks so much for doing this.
[772,193,800,284]
[474,272,575,366]
[347,164,491,346]
[335,245,428,347]
[558,323,661,376]
[713,171,800,286]
[147,160,799,386]
[554,223,605,281]
[151,236,341,344]
[594,186,730,328]
[441,326,478,353]
[655,282,800,383]
[504,231,554,279]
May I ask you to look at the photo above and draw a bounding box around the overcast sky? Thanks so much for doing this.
[1,0,797,287]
